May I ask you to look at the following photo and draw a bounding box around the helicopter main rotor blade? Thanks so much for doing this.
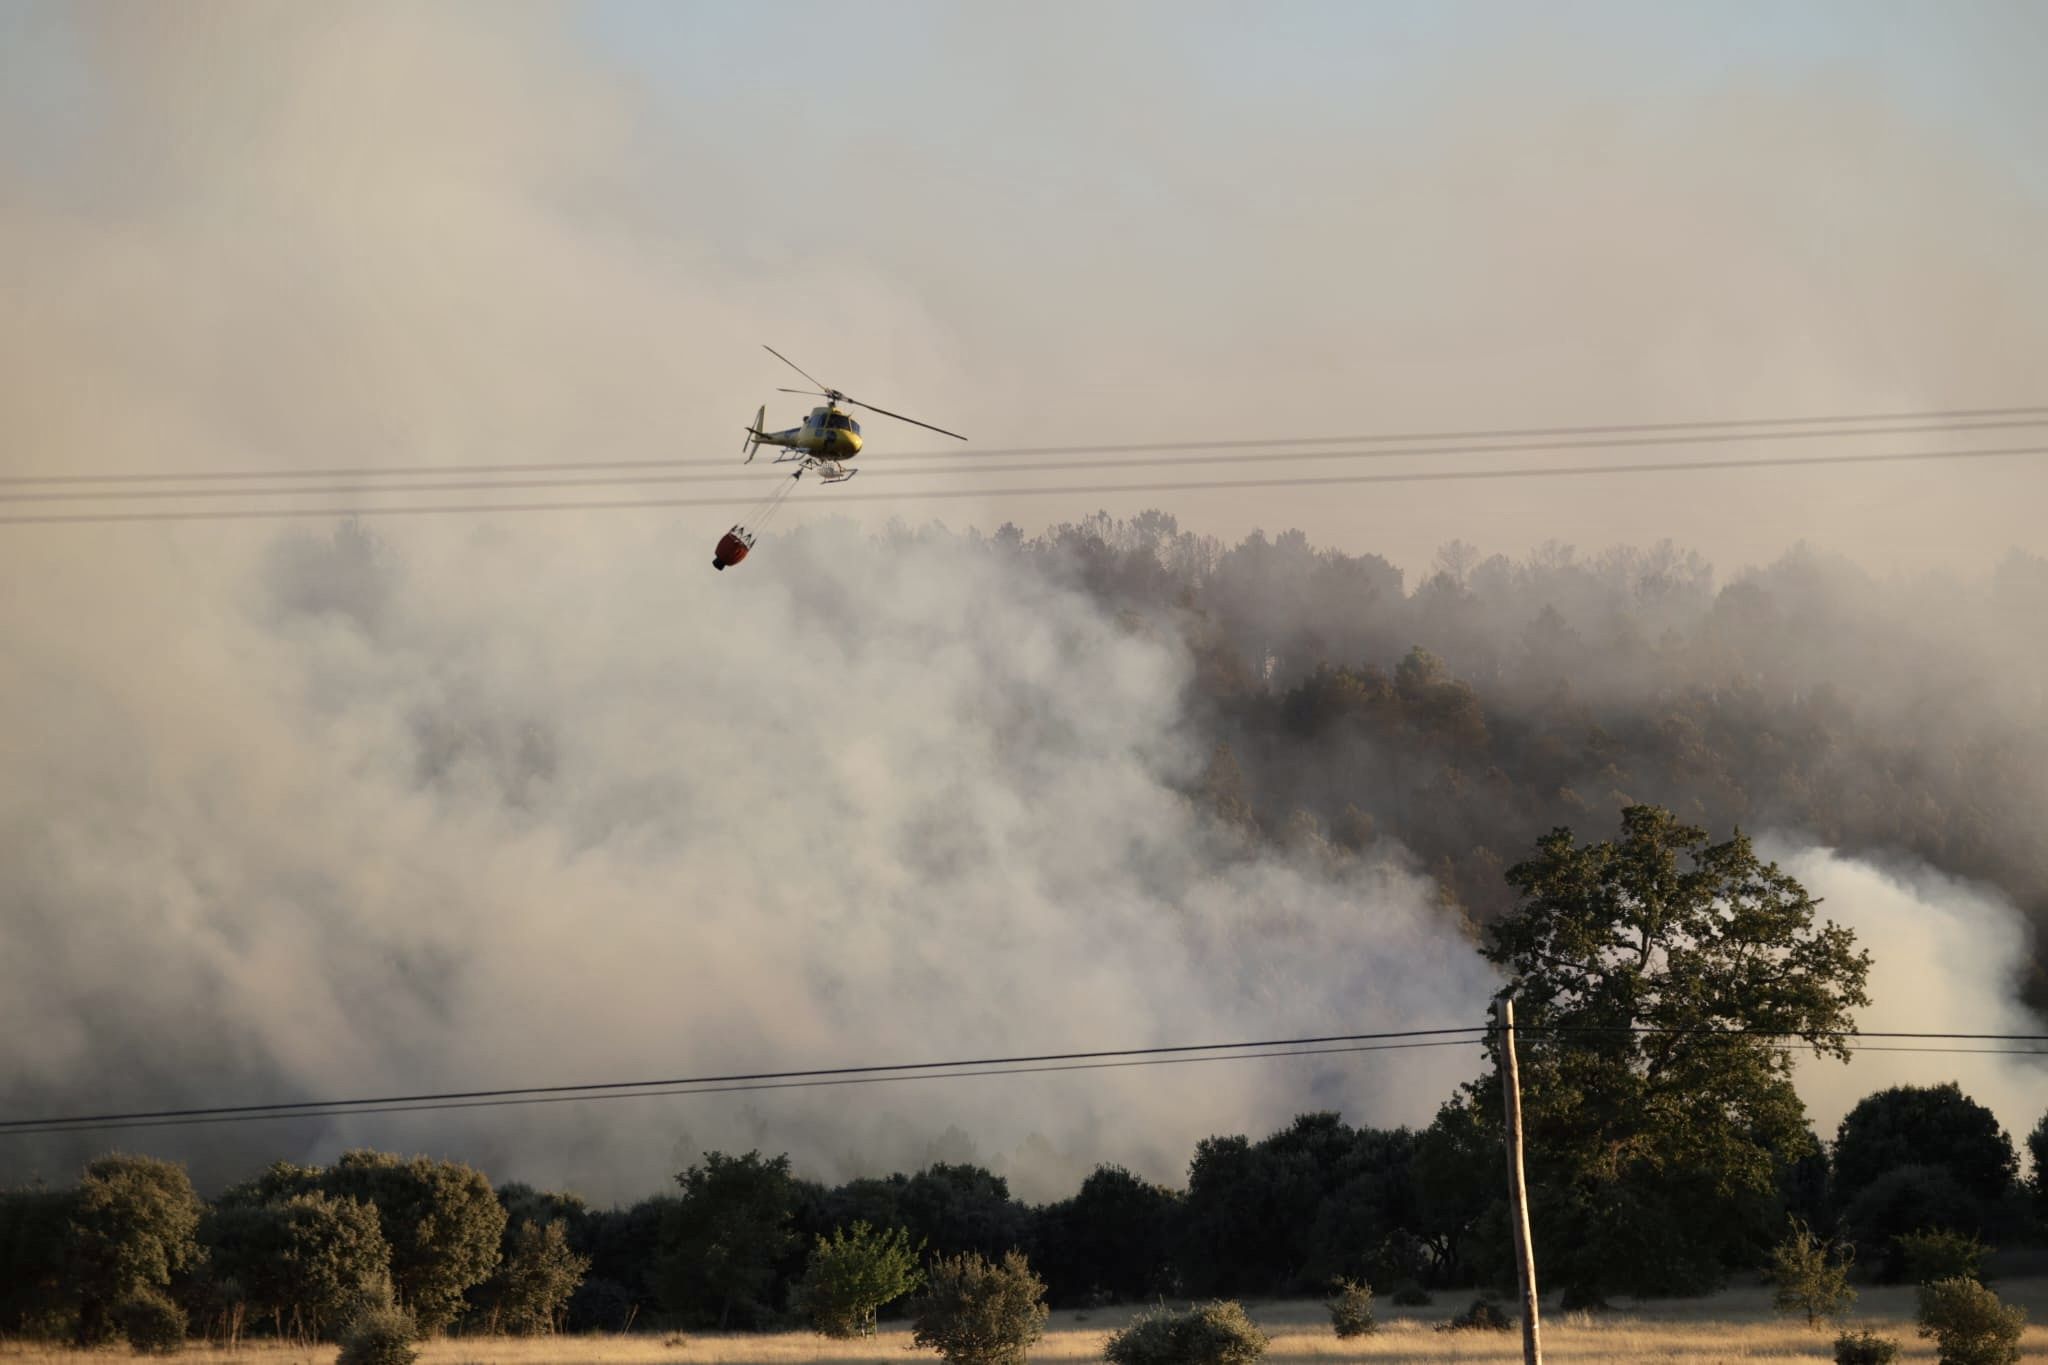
[844,397,968,441]
[762,345,831,394]
[776,387,833,398]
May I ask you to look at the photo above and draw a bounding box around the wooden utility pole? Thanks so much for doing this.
[1496,995,1543,1364]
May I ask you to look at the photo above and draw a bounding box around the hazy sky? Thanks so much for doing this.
[2,1,2044,577]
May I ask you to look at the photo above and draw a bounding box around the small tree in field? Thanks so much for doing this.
[909,1251,1048,1365]
[1104,1301,1268,1365]
[1769,1218,1856,1326]
[1833,1329,1900,1365]
[1917,1277,2024,1365]
[1324,1280,1375,1337]
[798,1222,924,1338]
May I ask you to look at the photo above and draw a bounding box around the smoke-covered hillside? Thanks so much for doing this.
[983,512,2048,1010]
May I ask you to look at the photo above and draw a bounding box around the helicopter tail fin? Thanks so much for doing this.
[742,405,765,462]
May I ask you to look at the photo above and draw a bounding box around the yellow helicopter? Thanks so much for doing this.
[743,345,966,478]
[714,346,967,570]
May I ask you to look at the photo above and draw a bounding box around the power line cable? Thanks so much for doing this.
[6,404,2045,486]
[0,1027,1489,1133]
[8,417,2046,506]
[0,1039,1490,1139]
[7,442,2044,527]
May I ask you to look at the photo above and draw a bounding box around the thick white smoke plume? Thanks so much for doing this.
[1772,842,2046,1168]
[0,521,1500,1200]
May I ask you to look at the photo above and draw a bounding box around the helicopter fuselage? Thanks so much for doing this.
[756,406,863,462]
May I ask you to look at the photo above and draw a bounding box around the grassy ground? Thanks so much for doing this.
[3,1280,2044,1364]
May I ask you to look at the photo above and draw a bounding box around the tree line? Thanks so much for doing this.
[5,806,2045,1349]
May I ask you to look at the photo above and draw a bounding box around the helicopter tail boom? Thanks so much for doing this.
[742,404,766,462]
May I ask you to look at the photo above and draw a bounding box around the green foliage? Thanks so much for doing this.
[1103,1300,1268,1365]
[1388,1281,1432,1306]
[2027,1111,2047,1221]
[0,1185,76,1338]
[797,1222,923,1338]
[1029,1165,1180,1304]
[1471,805,1871,1302]
[320,1151,505,1336]
[116,1289,186,1354]
[658,1150,799,1329]
[1897,1229,1987,1286]
[1832,1328,1900,1364]
[202,1191,392,1342]
[1834,1085,2018,1211]
[335,1305,420,1365]
[1916,1276,2025,1365]
[1181,1114,1418,1296]
[1845,1166,1983,1280]
[67,1155,205,1346]
[1438,1298,1512,1332]
[909,1250,1048,1365]
[1768,1218,1856,1326]
[1324,1279,1374,1337]
[470,1218,589,1336]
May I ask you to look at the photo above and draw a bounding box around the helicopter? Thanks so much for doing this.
[714,345,967,570]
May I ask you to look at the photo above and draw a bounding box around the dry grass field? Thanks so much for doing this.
[3,1281,2044,1364]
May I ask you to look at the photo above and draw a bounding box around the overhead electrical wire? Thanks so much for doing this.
[5,402,2046,487]
[3,1026,2040,1140]
[6,417,2048,506]
[6,441,2045,527]
[0,1027,1491,1135]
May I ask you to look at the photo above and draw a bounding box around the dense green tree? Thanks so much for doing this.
[469,1219,588,1335]
[1842,1166,1986,1280]
[2029,1111,2048,1222]
[1833,1085,2017,1212]
[657,1150,798,1329]
[1105,1299,1269,1365]
[796,1221,923,1337]
[202,1191,392,1342]
[1917,1277,2025,1365]
[1031,1165,1180,1304]
[66,1155,204,1346]
[319,1151,505,1335]
[1466,805,1871,1300]
[0,1186,75,1338]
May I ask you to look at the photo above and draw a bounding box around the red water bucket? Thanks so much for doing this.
[713,528,753,570]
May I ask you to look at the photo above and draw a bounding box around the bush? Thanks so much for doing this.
[1437,1298,1512,1332]
[799,1222,924,1338]
[1897,1229,1987,1285]
[1388,1280,1432,1306]
[1324,1279,1374,1338]
[336,1306,419,1365]
[1104,1301,1267,1365]
[116,1291,186,1354]
[1833,1329,1900,1364]
[1769,1218,1856,1326]
[1916,1277,2025,1365]
[909,1251,1048,1365]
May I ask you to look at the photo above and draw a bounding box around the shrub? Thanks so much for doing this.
[1324,1279,1374,1338]
[1916,1277,2025,1365]
[1897,1229,1987,1285]
[336,1306,419,1365]
[909,1250,1048,1365]
[1833,1329,1900,1364]
[1437,1298,1512,1332]
[1104,1301,1267,1365]
[798,1222,924,1338]
[1389,1280,1432,1307]
[1769,1218,1856,1326]
[116,1291,186,1354]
